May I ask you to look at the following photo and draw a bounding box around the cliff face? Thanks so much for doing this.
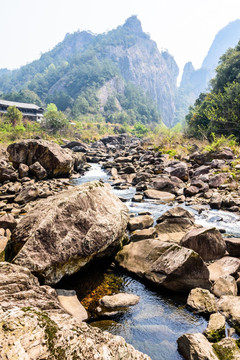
[105,17,179,126]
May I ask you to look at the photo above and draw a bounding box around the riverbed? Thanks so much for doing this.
[68,163,240,360]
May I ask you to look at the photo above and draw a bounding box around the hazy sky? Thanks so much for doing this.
[1,0,240,77]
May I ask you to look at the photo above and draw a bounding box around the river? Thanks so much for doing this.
[68,163,240,360]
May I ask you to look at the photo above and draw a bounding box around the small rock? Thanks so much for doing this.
[99,293,140,308]
[208,257,240,282]
[29,161,47,180]
[187,288,217,314]
[130,228,157,241]
[204,313,226,343]
[212,275,238,297]
[144,189,175,202]
[128,215,154,231]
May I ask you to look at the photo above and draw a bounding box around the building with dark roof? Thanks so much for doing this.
[0,99,44,122]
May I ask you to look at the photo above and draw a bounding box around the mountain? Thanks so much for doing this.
[176,19,240,124]
[0,16,179,127]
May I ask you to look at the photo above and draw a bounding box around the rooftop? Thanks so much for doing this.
[0,99,44,110]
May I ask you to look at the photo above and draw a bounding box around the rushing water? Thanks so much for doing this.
[68,163,240,360]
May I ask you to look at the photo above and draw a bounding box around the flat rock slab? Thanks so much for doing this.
[57,293,88,322]
[208,256,240,282]
[128,215,154,231]
[130,227,157,241]
[99,293,140,308]
[11,182,129,285]
[144,189,175,202]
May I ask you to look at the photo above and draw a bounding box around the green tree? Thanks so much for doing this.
[42,104,68,133]
[5,106,23,127]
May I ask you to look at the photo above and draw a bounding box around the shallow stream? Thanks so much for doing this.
[68,163,240,360]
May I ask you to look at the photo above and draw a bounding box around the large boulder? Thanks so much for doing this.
[7,139,74,177]
[155,206,195,243]
[0,307,150,360]
[10,182,129,284]
[180,227,226,261]
[115,239,210,292]
[177,333,219,360]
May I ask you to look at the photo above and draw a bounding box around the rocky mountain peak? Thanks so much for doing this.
[122,15,143,35]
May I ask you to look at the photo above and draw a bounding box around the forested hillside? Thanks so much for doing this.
[0,16,179,126]
[186,39,240,139]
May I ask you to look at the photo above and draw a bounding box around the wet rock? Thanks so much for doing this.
[208,257,240,282]
[225,238,240,257]
[132,194,143,202]
[56,289,88,322]
[204,313,226,343]
[115,240,211,292]
[11,182,129,285]
[0,306,150,360]
[155,206,195,243]
[180,227,226,261]
[29,161,47,180]
[7,139,74,178]
[187,288,217,314]
[177,333,219,360]
[99,293,140,308]
[128,215,154,231]
[144,189,175,201]
[212,275,237,297]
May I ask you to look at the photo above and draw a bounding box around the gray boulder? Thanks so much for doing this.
[10,182,129,285]
[187,288,217,314]
[180,227,226,261]
[177,333,219,360]
[155,206,195,243]
[115,239,210,292]
[7,139,74,177]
